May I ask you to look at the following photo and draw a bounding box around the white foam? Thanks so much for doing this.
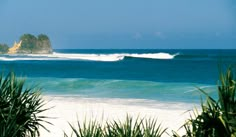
[49,52,125,61]
[0,52,178,62]
[0,57,51,61]
[125,52,177,59]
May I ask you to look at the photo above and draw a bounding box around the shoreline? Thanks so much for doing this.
[39,95,197,137]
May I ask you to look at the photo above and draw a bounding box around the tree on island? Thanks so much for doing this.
[19,34,52,54]
[19,34,37,53]
[0,33,53,54]
[0,44,9,54]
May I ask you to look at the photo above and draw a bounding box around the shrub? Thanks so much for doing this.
[175,67,236,137]
[0,72,51,137]
[65,119,103,137]
[65,116,166,137]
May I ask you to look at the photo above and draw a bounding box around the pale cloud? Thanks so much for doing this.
[133,32,142,40]
[154,31,166,39]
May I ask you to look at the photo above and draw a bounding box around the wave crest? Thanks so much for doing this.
[125,52,177,59]
[0,52,178,61]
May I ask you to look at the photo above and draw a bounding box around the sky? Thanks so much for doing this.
[0,0,235,49]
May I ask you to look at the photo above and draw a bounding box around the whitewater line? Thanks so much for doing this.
[0,52,179,61]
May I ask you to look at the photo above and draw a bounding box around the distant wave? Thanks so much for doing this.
[0,57,49,61]
[125,53,178,59]
[0,52,178,62]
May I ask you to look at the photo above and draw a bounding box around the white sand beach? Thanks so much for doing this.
[39,95,197,137]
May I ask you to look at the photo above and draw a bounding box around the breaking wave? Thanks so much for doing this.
[0,52,178,62]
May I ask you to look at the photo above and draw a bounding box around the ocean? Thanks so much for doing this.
[0,49,236,104]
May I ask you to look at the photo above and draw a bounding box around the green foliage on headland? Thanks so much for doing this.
[19,34,53,54]
[0,43,9,54]
[0,33,53,54]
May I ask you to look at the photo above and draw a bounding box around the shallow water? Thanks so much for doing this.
[0,49,235,103]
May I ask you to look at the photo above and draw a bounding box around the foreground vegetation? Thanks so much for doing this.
[0,66,235,137]
[177,67,236,137]
[0,72,50,137]
[65,116,166,137]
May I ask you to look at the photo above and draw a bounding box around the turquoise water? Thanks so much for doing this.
[0,49,235,103]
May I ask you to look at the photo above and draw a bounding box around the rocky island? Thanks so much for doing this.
[0,34,53,54]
